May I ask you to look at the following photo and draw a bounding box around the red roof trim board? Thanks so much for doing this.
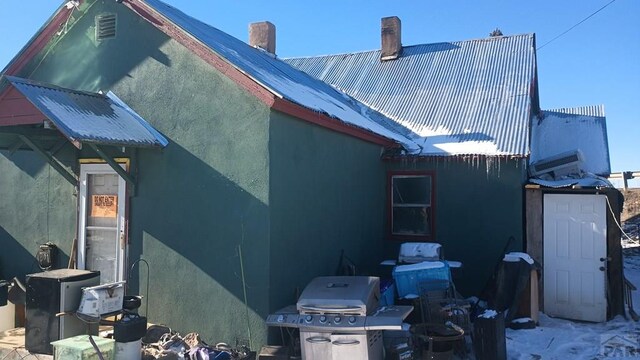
[0,86,45,126]
[124,1,276,106]
[0,3,80,115]
[0,0,400,149]
[272,98,398,147]
[123,0,398,148]
[3,5,79,76]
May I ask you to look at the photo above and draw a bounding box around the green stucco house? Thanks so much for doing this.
[0,0,609,348]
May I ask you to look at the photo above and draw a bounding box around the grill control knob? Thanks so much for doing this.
[319,316,327,323]
[334,316,342,324]
[348,316,356,324]
[305,315,313,323]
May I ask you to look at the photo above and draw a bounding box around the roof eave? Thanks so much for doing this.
[123,0,405,150]
[1,2,82,76]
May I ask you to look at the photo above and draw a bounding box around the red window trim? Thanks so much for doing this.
[386,170,436,241]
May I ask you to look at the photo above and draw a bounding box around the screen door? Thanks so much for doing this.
[77,163,127,284]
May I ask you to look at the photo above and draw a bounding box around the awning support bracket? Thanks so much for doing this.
[19,135,78,187]
[88,143,136,196]
[8,139,24,155]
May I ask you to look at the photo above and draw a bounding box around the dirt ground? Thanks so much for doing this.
[622,189,640,222]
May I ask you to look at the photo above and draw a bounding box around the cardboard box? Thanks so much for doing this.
[77,282,125,318]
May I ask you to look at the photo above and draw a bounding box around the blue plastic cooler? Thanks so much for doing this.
[392,261,451,298]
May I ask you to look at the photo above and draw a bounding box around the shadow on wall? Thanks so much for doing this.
[0,141,77,181]
[27,1,172,95]
[126,139,269,335]
[0,226,71,281]
[0,148,49,179]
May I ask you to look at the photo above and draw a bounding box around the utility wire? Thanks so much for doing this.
[537,0,617,51]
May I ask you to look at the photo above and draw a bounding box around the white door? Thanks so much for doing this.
[77,163,127,284]
[543,194,607,322]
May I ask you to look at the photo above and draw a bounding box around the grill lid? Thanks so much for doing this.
[296,276,380,315]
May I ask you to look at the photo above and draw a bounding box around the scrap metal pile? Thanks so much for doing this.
[141,326,253,360]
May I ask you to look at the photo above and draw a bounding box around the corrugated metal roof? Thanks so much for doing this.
[143,0,420,153]
[531,106,610,175]
[5,76,168,148]
[285,35,537,156]
[546,105,604,118]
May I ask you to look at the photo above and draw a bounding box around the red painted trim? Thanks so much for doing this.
[386,170,436,242]
[123,0,401,148]
[0,86,45,126]
[273,98,399,147]
[4,5,77,76]
[123,0,275,106]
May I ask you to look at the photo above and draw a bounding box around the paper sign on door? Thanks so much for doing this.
[91,195,118,218]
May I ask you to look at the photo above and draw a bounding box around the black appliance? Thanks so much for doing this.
[25,269,100,354]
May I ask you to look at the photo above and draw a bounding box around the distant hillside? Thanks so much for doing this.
[622,189,640,222]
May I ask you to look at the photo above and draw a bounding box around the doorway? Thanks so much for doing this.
[543,193,607,322]
[77,163,127,284]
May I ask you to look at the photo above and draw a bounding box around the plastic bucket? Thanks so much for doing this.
[115,339,141,360]
[0,301,15,332]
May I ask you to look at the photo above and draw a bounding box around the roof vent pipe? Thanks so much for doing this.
[249,21,276,55]
[381,16,402,61]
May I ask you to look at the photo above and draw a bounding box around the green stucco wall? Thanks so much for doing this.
[0,0,530,350]
[268,111,387,316]
[0,146,77,279]
[1,1,271,347]
[385,157,527,295]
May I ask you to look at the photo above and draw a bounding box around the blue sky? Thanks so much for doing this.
[1,0,638,173]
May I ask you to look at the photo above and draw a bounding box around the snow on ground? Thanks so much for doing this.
[505,245,640,360]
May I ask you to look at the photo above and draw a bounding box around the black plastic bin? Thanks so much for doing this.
[473,311,506,360]
[114,314,148,343]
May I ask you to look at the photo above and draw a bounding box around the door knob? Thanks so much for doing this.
[599,266,606,272]
[600,257,611,262]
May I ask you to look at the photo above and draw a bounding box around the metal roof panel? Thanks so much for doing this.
[143,0,420,152]
[285,35,536,156]
[5,76,168,148]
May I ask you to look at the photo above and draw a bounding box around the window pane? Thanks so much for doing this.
[393,176,431,205]
[86,173,119,284]
[392,206,431,235]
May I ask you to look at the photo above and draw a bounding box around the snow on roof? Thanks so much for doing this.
[285,35,537,156]
[143,0,420,152]
[531,106,610,176]
[529,175,613,189]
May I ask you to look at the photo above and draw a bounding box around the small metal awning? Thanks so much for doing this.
[0,76,168,148]
[0,76,169,192]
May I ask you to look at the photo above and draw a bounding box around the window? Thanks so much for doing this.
[389,172,434,239]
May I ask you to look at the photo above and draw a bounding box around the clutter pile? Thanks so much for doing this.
[141,326,253,360]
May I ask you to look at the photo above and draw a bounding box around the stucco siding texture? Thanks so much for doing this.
[384,158,527,295]
[0,147,77,279]
[268,110,387,314]
[3,1,271,347]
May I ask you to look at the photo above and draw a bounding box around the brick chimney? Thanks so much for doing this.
[249,21,276,55]
[381,16,402,61]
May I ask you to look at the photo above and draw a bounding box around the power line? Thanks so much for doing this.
[537,0,617,51]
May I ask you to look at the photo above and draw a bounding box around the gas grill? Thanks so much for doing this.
[267,276,413,360]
